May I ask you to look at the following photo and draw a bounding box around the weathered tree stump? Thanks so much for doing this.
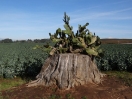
[27,54,104,89]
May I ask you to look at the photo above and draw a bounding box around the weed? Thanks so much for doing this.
[65,93,75,99]
[81,96,87,99]
[49,94,61,99]
[104,71,132,86]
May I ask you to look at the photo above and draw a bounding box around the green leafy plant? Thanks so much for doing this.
[0,43,46,78]
[81,96,88,99]
[49,94,61,99]
[96,44,132,71]
[65,93,74,99]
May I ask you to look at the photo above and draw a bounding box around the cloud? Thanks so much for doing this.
[0,0,132,39]
[62,7,132,29]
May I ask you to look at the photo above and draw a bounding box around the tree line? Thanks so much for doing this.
[0,38,51,43]
[1,38,132,44]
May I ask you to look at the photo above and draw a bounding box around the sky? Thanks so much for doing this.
[0,0,132,40]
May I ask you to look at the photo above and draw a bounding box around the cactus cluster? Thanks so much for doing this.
[39,12,103,59]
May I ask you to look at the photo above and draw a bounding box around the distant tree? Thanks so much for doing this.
[17,40,27,43]
[34,39,40,43]
[1,38,13,43]
[40,39,50,43]
[27,39,33,43]
[33,39,50,43]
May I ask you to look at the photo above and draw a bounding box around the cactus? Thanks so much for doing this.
[88,36,97,45]
[85,48,98,56]
[36,12,103,59]
[79,23,89,34]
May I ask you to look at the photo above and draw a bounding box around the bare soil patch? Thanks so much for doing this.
[1,75,132,99]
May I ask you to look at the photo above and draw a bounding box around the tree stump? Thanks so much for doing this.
[27,54,104,89]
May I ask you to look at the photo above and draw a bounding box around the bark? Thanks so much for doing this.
[27,54,105,89]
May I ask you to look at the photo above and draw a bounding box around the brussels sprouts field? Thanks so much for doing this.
[97,44,132,71]
[0,43,48,78]
[0,43,132,78]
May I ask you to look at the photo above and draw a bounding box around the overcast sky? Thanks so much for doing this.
[0,0,132,40]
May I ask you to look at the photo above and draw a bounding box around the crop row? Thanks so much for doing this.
[96,44,132,71]
[0,43,48,78]
[0,43,132,78]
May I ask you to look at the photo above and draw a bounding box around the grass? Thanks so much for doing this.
[104,71,132,86]
[0,77,26,99]
[0,77,26,91]
[0,92,3,99]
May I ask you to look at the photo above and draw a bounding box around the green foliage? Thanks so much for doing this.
[0,43,48,78]
[65,93,75,99]
[0,43,132,78]
[81,96,88,99]
[96,44,132,71]
[49,94,61,99]
[39,12,103,59]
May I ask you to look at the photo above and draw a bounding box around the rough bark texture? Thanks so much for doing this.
[27,54,104,89]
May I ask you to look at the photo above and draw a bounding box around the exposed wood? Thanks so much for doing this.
[27,54,104,89]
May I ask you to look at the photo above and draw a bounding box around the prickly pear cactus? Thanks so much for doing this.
[37,12,104,59]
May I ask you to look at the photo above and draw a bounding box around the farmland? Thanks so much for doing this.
[0,43,48,78]
[97,44,132,71]
[0,42,132,79]
[101,39,132,44]
[0,42,132,99]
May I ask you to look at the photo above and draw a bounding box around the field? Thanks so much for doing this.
[97,44,132,71]
[0,43,132,79]
[0,42,132,99]
[0,43,48,79]
[101,39,132,44]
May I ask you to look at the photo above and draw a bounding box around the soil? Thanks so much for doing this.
[1,75,132,99]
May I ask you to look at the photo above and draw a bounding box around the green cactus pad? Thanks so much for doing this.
[36,12,104,59]
[86,48,98,56]
[88,36,97,45]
